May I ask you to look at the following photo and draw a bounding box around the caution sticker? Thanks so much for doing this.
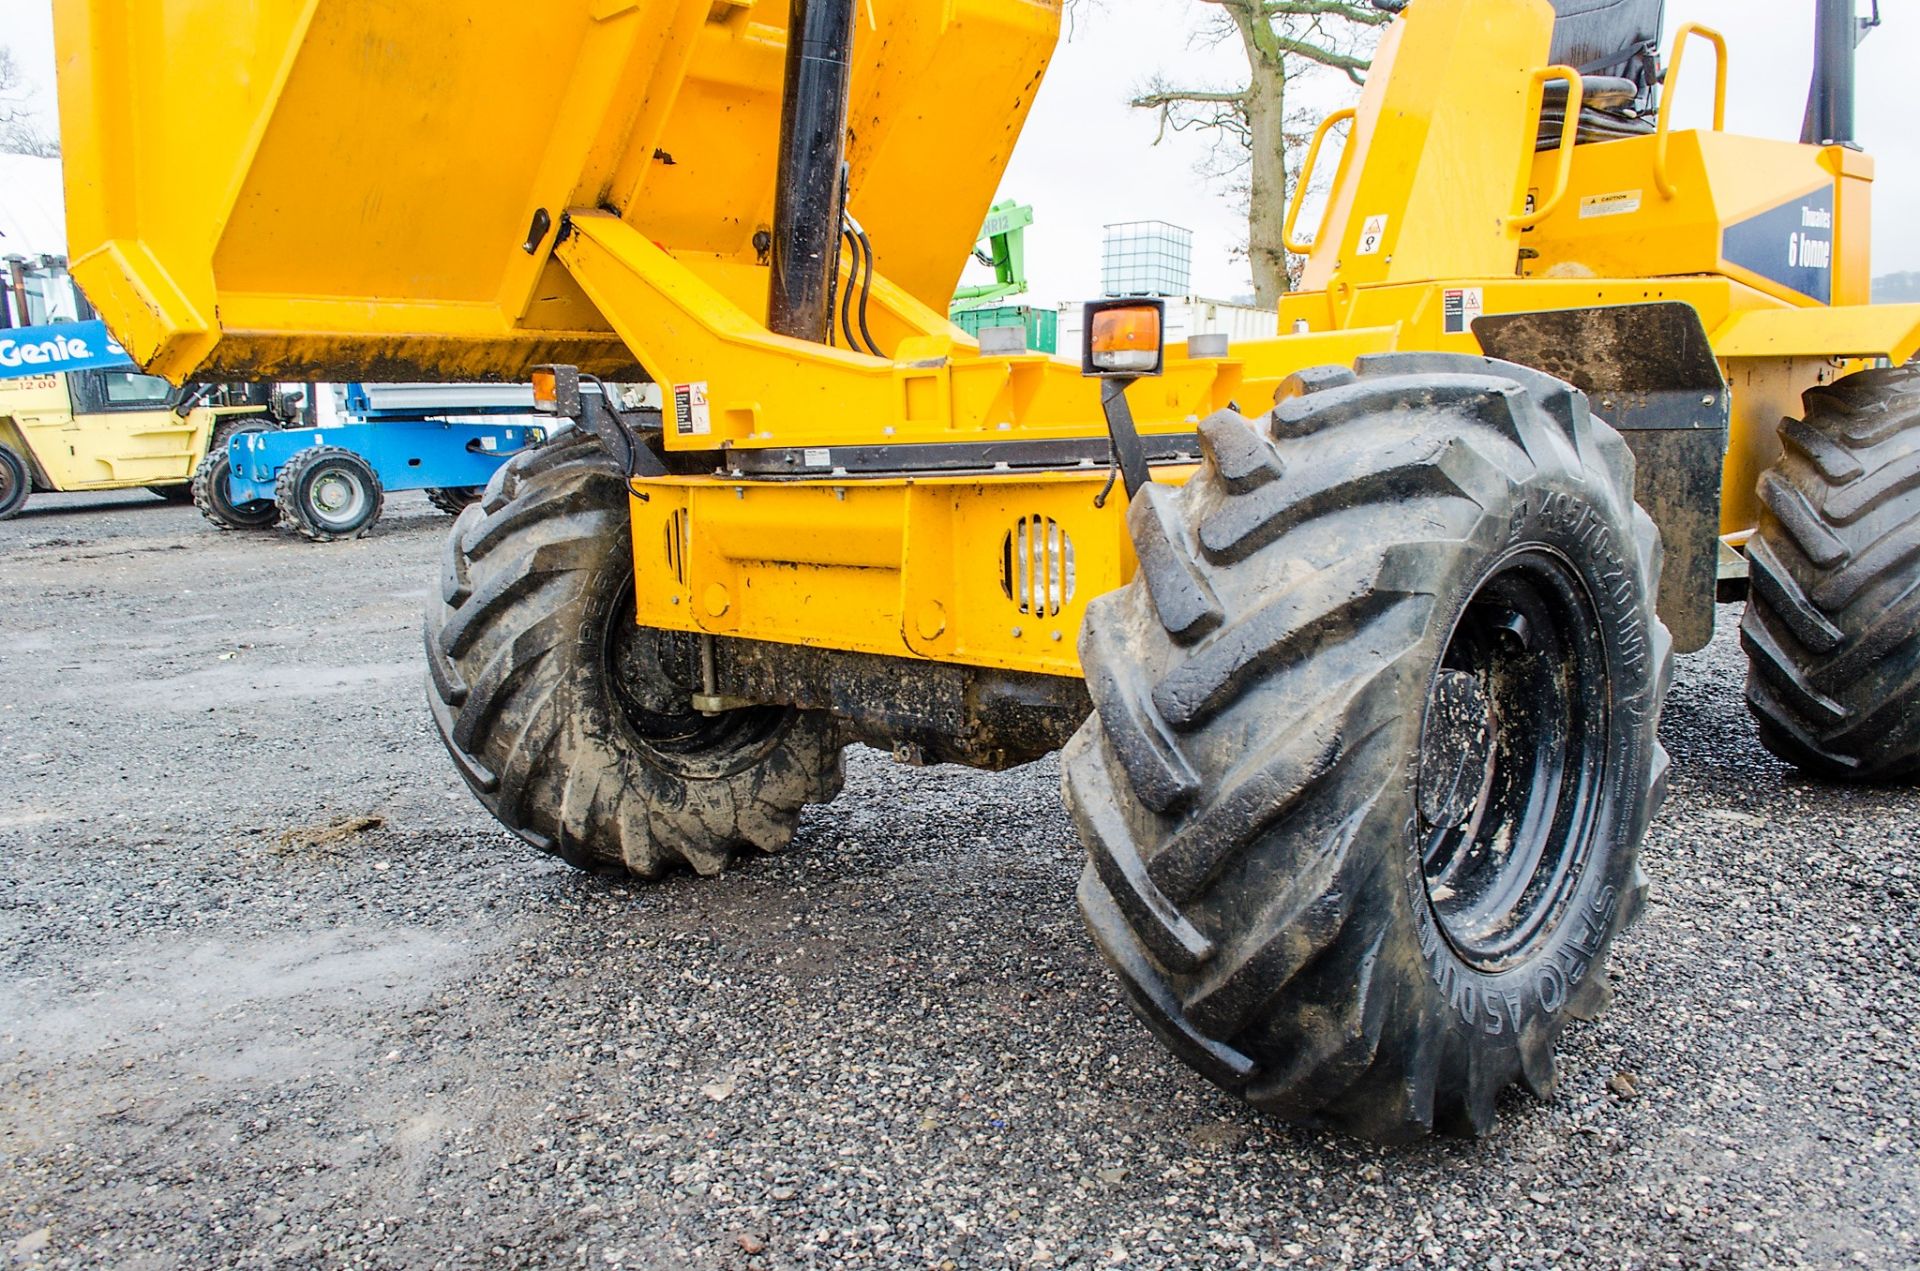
[1442,287,1484,336]
[1580,190,1643,219]
[1357,215,1389,256]
[672,381,711,437]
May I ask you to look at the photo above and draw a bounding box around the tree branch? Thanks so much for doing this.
[1265,33,1371,76]
[1129,88,1250,108]
[1132,0,1385,301]
[1261,1,1392,25]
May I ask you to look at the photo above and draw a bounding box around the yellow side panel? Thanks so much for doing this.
[1523,133,1866,310]
[627,469,1165,677]
[1719,357,1845,538]
[0,373,74,419]
[1301,0,1555,294]
[1712,304,1920,363]
[0,374,75,488]
[43,408,211,489]
[0,400,213,492]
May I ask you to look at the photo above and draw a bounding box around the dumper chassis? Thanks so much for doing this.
[58,0,1920,1141]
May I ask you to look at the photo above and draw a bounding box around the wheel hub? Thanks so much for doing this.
[313,474,353,514]
[1417,670,1496,830]
[1417,549,1609,973]
[602,584,787,772]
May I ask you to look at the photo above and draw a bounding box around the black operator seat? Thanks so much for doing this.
[1370,0,1668,144]
[1542,0,1668,144]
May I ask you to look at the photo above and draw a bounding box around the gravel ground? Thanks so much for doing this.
[1,489,1915,1270]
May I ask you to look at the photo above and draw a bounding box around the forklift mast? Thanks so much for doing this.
[953,201,1036,313]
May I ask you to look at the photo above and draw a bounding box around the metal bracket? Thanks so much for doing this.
[581,389,667,479]
[715,430,1201,480]
[693,633,754,714]
[1473,302,1732,654]
[1098,377,1152,500]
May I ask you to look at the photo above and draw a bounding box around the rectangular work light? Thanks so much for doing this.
[1081,299,1166,377]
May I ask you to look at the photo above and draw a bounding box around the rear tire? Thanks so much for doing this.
[1064,355,1670,1143]
[0,443,29,521]
[425,432,844,878]
[426,486,483,517]
[1742,365,1920,780]
[191,423,279,530]
[276,445,384,541]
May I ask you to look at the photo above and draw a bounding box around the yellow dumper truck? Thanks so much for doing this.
[54,0,1920,1141]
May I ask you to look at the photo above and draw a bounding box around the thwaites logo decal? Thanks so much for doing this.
[1723,186,1835,304]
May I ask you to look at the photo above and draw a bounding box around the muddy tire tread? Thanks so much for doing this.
[1066,356,1669,1142]
[425,432,844,879]
[1742,365,1920,781]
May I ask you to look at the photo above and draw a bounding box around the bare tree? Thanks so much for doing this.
[0,46,60,158]
[1133,1,1387,305]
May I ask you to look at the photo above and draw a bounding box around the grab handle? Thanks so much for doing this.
[1509,66,1585,231]
[1282,108,1358,254]
[1654,23,1728,200]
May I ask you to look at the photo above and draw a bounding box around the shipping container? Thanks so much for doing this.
[950,304,1059,353]
[1056,296,1278,358]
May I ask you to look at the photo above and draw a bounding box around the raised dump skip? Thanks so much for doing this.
[54,0,1060,384]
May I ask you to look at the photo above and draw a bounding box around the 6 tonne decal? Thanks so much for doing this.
[1723,186,1836,304]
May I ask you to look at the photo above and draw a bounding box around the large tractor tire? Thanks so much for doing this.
[1742,365,1920,780]
[191,422,279,530]
[425,432,844,878]
[1064,354,1671,1143]
[0,442,29,521]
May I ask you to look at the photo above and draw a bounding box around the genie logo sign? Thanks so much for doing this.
[0,321,137,380]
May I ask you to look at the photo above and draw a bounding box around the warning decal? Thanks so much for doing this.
[672,382,711,437]
[1579,190,1643,220]
[1357,215,1388,256]
[1442,287,1484,336]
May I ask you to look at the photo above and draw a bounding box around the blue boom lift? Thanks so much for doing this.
[192,383,547,541]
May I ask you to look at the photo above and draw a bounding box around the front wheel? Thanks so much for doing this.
[276,445,384,541]
[425,432,844,877]
[0,443,29,521]
[1065,354,1670,1142]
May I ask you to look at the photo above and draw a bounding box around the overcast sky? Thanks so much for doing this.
[4,0,1914,305]
[987,0,1920,303]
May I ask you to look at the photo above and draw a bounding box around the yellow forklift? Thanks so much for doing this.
[54,0,1920,1140]
[0,365,275,521]
[0,258,271,520]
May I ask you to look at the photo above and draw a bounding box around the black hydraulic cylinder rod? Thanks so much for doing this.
[767,0,856,344]
[1802,0,1858,147]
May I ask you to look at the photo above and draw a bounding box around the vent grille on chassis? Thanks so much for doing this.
[1002,516,1075,617]
[665,509,689,586]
